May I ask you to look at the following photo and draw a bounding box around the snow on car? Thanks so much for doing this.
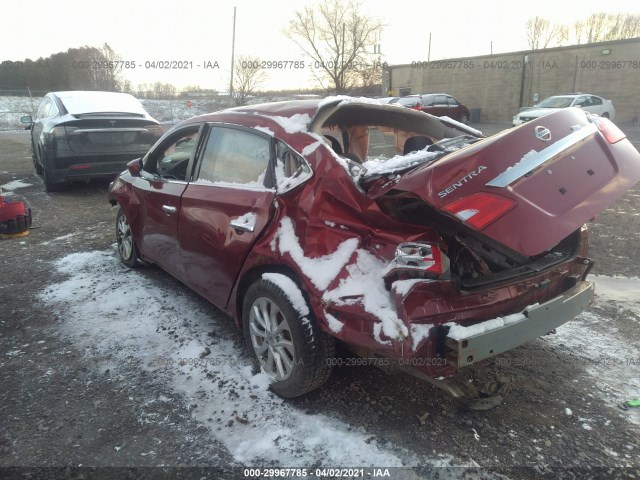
[108,96,640,398]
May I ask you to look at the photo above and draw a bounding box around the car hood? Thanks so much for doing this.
[387,108,640,256]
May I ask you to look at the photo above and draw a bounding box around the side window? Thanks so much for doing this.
[574,96,588,107]
[198,127,272,187]
[37,98,51,119]
[590,96,602,106]
[144,126,200,181]
[433,95,447,106]
[46,101,59,118]
[275,140,312,192]
[423,96,435,107]
[447,96,459,106]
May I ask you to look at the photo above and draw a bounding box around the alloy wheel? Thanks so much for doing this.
[248,296,296,381]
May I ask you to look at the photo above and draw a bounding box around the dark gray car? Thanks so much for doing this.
[21,91,163,191]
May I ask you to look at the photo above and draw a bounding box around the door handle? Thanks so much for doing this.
[162,205,177,214]
[230,218,255,233]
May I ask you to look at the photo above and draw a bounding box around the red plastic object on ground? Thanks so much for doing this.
[0,193,32,238]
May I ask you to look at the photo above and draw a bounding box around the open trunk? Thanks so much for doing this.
[377,187,585,289]
[379,108,640,258]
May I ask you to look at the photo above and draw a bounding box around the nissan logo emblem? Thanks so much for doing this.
[535,126,552,142]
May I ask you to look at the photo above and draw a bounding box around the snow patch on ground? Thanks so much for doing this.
[39,249,480,470]
[546,275,640,425]
[590,274,640,309]
[0,179,32,191]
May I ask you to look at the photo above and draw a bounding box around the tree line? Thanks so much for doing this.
[526,12,640,50]
[0,44,126,93]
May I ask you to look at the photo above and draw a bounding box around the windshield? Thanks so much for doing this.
[536,96,574,109]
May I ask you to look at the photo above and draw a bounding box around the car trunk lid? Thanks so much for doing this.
[59,116,163,154]
[388,108,640,256]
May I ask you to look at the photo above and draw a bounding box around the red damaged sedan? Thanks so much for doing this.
[108,97,640,398]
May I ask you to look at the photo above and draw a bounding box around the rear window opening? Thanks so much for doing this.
[311,99,483,180]
[319,123,478,181]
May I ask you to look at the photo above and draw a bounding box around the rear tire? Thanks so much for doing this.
[42,168,64,192]
[243,277,334,398]
[116,207,141,268]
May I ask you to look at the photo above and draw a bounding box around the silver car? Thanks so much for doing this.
[513,94,615,126]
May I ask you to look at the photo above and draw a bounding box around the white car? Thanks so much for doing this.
[513,94,615,126]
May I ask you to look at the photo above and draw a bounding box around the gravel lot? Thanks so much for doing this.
[1,124,639,479]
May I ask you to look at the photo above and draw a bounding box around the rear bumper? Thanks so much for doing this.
[445,280,594,367]
[48,154,145,183]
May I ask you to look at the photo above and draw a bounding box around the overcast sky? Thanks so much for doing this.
[2,0,638,91]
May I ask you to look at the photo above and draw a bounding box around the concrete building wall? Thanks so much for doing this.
[387,38,640,124]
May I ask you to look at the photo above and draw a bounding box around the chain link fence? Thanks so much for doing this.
[0,88,240,131]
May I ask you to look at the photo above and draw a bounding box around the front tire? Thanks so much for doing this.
[460,113,469,124]
[243,277,334,398]
[116,207,140,268]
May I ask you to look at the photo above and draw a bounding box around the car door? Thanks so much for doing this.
[32,97,54,162]
[446,96,463,121]
[178,124,277,309]
[584,95,604,116]
[130,124,203,281]
[431,95,449,117]
[420,95,436,115]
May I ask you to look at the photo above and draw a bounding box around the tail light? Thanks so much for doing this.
[394,242,445,274]
[442,193,516,230]
[51,126,67,137]
[145,124,164,138]
[595,117,625,144]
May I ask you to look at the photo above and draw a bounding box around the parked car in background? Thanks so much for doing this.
[396,93,471,124]
[109,97,640,398]
[21,91,163,191]
[377,96,399,104]
[513,93,615,126]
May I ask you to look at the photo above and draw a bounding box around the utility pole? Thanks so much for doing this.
[229,6,236,101]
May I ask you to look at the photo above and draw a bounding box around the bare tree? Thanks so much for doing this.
[151,82,177,99]
[526,16,567,49]
[353,61,383,96]
[574,12,640,43]
[231,56,267,106]
[616,13,640,40]
[286,0,383,94]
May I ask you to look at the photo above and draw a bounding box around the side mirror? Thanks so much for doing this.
[127,158,143,176]
[20,115,33,130]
